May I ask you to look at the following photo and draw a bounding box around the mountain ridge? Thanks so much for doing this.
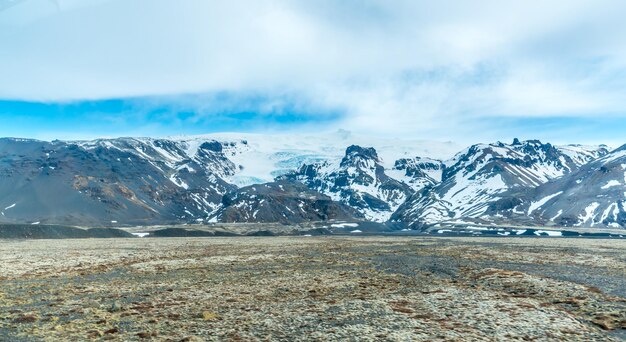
[0,134,620,229]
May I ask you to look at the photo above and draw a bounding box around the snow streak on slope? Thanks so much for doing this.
[527,192,563,215]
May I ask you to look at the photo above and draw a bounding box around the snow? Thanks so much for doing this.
[550,210,563,221]
[132,232,150,238]
[527,192,563,215]
[600,148,626,165]
[557,145,607,167]
[601,180,621,189]
[331,223,359,228]
[31,221,40,225]
[349,229,362,233]
[169,175,189,190]
[534,230,562,237]
[4,203,16,210]
[577,202,600,226]
[600,203,619,223]
[439,172,507,218]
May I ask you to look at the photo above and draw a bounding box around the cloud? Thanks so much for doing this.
[1,0,626,141]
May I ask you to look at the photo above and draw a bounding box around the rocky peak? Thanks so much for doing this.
[280,145,414,222]
[199,141,223,153]
[340,145,380,168]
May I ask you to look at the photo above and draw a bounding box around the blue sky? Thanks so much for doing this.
[0,94,343,139]
[1,0,626,145]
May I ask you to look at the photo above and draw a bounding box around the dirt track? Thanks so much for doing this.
[1,236,625,341]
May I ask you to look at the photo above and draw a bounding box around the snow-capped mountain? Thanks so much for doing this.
[0,133,619,229]
[519,145,626,228]
[280,145,423,221]
[391,140,610,228]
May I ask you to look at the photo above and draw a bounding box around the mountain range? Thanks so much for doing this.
[0,131,623,230]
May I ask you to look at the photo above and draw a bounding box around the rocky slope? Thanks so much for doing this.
[0,138,236,226]
[518,145,626,228]
[213,180,362,224]
[391,140,609,228]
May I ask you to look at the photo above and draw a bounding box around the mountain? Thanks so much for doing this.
[280,145,427,221]
[213,180,362,224]
[0,137,236,225]
[0,133,618,230]
[0,133,457,226]
[391,139,609,228]
[518,145,626,228]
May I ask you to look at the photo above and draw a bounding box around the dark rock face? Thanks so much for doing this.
[199,141,223,152]
[215,180,361,224]
[341,145,380,166]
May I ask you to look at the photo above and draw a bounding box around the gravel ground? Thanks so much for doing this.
[0,236,625,341]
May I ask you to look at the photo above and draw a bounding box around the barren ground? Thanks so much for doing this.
[0,236,625,341]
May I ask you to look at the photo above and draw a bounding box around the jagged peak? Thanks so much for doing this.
[345,145,379,160]
[340,145,380,168]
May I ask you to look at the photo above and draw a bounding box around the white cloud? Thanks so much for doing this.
[2,0,626,140]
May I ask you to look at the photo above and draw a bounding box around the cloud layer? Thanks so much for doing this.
[1,0,626,141]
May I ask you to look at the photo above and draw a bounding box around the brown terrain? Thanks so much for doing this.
[0,236,625,341]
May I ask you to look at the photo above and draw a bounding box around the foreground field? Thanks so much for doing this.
[0,237,625,341]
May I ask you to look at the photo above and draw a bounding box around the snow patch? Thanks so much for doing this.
[577,202,600,226]
[331,223,359,228]
[132,232,150,238]
[534,230,562,237]
[527,192,563,215]
[601,180,621,189]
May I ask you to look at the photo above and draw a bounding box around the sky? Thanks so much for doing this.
[1,0,626,145]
